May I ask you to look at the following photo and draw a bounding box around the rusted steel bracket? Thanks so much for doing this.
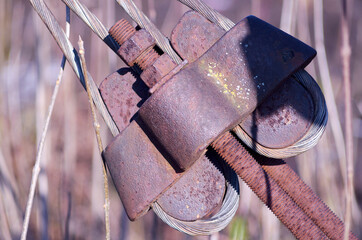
[170,11,316,150]
[100,11,358,239]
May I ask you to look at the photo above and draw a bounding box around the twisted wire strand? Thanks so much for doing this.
[28,0,120,137]
[61,0,119,52]
[62,0,108,38]
[115,0,182,64]
[177,0,235,31]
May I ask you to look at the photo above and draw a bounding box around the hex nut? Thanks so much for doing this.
[118,29,156,66]
[141,54,177,88]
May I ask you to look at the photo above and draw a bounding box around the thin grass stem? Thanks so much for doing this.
[341,1,353,239]
[20,7,70,240]
[78,36,111,240]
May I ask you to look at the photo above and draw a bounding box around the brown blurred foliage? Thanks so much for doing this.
[0,0,361,239]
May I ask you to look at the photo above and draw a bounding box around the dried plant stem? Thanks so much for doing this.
[78,36,110,240]
[147,0,156,22]
[314,0,347,182]
[341,1,353,240]
[20,7,70,240]
[280,0,297,34]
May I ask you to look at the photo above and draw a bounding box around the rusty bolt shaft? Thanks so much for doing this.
[211,131,358,240]
[211,132,328,239]
[255,154,359,240]
[108,19,136,45]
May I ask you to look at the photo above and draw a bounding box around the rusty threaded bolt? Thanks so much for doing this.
[108,19,161,70]
[211,132,328,239]
[136,47,160,71]
[109,19,136,46]
[255,153,359,240]
[211,131,358,240]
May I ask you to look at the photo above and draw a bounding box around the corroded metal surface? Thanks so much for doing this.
[103,121,179,221]
[108,19,136,46]
[157,155,225,221]
[108,19,160,70]
[141,53,178,88]
[139,15,316,170]
[171,11,317,150]
[101,11,359,240]
[139,68,244,170]
[99,69,149,131]
[103,116,227,221]
[170,11,225,63]
[211,132,328,240]
[255,155,359,240]
[240,78,314,148]
[118,29,156,66]
[100,69,227,222]
[149,60,188,94]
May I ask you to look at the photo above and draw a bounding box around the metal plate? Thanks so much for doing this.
[103,121,179,220]
[171,11,316,150]
[157,155,225,221]
[100,69,227,221]
[240,78,314,148]
[139,15,316,170]
[99,69,149,131]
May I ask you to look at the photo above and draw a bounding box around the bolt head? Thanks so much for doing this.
[141,54,177,88]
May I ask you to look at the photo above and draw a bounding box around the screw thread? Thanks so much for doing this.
[136,47,160,71]
[256,154,359,240]
[109,19,136,46]
[212,132,328,240]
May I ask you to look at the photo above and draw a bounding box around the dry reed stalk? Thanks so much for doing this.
[147,0,156,23]
[314,0,347,183]
[0,5,24,240]
[0,192,12,239]
[251,0,261,17]
[280,0,297,34]
[341,1,354,239]
[0,4,24,237]
[0,148,22,238]
[34,6,53,237]
[20,7,70,240]
[77,36,110,240]
[105,0,117,70]
[7,1,28,202]
[294,2,319,182]
[89,2,108,221]
[296,0,317,76]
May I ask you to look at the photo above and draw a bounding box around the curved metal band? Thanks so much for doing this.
[234,70,328,158]
[153,159,239,235]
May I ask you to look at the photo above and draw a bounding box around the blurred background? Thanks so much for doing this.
[0,0,361,239]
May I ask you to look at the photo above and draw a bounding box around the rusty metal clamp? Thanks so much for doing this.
[98,10,356,240]
[101,11,314,220]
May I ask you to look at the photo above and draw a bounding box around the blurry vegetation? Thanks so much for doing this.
[0,0,361,239]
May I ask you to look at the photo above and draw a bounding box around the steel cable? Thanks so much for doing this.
[115,0,182,64]
[177,0,235,30]
[28,0,120,137]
